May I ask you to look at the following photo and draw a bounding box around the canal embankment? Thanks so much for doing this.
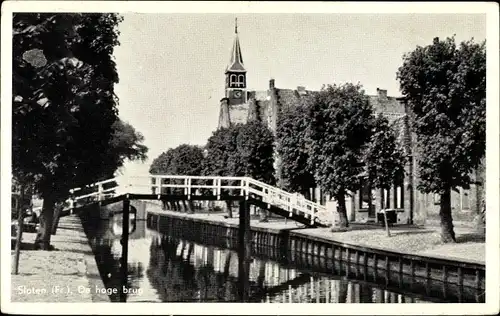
[145,202,485,264]
[10,215,109,302]
[146,202,485,302]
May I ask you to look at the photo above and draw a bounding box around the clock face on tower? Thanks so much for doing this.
[232,90,242,99]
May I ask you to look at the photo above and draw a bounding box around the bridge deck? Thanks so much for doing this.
[64,175,331,228]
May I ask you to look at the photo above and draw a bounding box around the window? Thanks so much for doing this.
[381,188,391,209]
[230,74,237,86]
[460,187,471,210]
[229,74,245,88]
[238,74,245,87]
[393,175,404,209]
[433,193,440,205]
[360,181,371,209]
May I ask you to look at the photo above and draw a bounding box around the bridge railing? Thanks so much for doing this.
[66,175,329,226]
[126,175,248,198]
[67,178,120,210]
[246,178,327,226]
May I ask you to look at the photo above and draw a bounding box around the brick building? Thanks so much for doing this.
[216,22,485,226]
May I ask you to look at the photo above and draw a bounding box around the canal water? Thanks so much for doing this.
[82,210,465,304]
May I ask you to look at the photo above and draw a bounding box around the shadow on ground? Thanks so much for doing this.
[10,239,37,251]
[390,230,436,236]
[456,232,485,243]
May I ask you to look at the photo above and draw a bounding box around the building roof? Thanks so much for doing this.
[252,85,405,116]
[226,27,245,73]
[367,95,405,115]
[275,88,318,111]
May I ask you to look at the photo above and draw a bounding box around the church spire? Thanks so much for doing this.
[226,18,245,73]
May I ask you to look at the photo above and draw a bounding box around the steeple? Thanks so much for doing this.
[224,18,247,106]
[226,18,245,73]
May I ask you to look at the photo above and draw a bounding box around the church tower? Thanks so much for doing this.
[225,18,247,105]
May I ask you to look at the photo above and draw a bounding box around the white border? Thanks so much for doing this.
[1,1,499,315]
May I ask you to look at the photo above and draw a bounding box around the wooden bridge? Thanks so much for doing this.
[64,174,332,301]
[66,175,331,227]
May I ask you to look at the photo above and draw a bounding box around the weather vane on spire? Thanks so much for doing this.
[235,17,238,34]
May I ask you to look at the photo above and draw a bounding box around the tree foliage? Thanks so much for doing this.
[149,144,204,197]
[149,150,174,175]
[168,144,205,176]
[364,114,407,190]
[202,126,241,217]
[236,121,276,185]
[276,104,315,196]
[12,14,147,249]
[203,122,275,219]
[397,36,486,242]
[203,125,242,178]
[307,83,373,227]
[203,122,275,183]
[108,119,148,175]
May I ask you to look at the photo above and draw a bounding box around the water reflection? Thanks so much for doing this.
[85,216,433,303]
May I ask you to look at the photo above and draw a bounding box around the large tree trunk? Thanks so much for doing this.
[50,202,63,235]
[439,188,456,243]
[335,191,349,228]
[34,195,56,250]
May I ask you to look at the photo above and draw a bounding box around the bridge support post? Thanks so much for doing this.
[120,198,130,302]
[238,200,251,302]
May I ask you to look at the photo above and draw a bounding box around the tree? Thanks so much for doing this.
[150,148,175,209]
[307,83,374,228]
[276,105,316,198]
[203,122,275,219]
[203,125,243,218]
[150,150,174,175]
[363,114,407,210]
[397,36,486,242]
[12,14,146,249]
[236,121,275,222]
[203,125,242,176]
[150,145,204,212]
[107,119,148,176]
[68,14,128,183]
[168,144,204,176]
[236,121,276,185]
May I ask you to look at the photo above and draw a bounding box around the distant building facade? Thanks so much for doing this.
[216,22,485,226]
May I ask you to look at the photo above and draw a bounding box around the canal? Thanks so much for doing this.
[82,207,480,303]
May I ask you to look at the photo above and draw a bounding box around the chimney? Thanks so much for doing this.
[377,88,387,99]
[269,78,275,89]
[297,86,307,96]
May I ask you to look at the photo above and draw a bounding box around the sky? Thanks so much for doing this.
[113,13,486,179]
